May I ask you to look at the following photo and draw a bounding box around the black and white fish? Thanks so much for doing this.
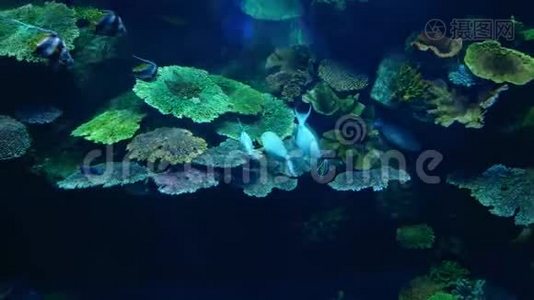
[95,10,127,36]
[35,33,74,67]
[132,55,158,81]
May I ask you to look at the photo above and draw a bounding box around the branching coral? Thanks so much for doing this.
[0,115,31,161]
[241,0,303,20]
[303,82,364,116]
[71,109,144,145]
[452,279,486,300]
[411,32,463,58]
[193,139,249,168]
[464,40,534,85]
[127,128,208,165]
[151,168,219,196]
[448,64,476,88]
[133,66,231,123]
[318,59,369,92]
[57,162,149,190]
[0,2,79,63]
[209,75,264,115]
[396,224,436,250]
[217,95,294,141]
[328,167,411,192]
[448,164,534,226]
[15,105,62,125]
[391,64,431,102]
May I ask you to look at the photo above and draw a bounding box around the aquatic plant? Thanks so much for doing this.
[302,207,349,243]
[127,128,208,165]
[217,95,294,141]
[428,292,458,300]
[448,64,476,88]
[448,164,534,226]
[57,162,149,189]
[209,75,265,115]
[370,55,407,106]
[193,139,250,168]
[396,224,435,250]
[411,32,463,58]
[464,40,534,85]
[328,167,411,192]
[452,279,486,300]
[391,64,431,102]
[133,66,230,123]
[318,59,369,92]
[399,276,447,300]
[429,261,470,287]
[0,2,79,63]
[240,0,303,20]
[243,171,298,198]
[71,109,144,145]
[151,168,219,196]
[15,105,62,125]
[0,115,31,161]
[303,83,364,116]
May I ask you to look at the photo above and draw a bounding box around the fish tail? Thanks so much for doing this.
[295,105,312,125]
[132,55,155,66]
[286,158,297,177]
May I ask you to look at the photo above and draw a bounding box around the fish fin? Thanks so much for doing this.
[295,105,312,125]
[286,159,297,177]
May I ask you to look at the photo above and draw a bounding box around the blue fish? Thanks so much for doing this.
[96,10,127,36]
[132,55,158,81]
[374,119,422,152]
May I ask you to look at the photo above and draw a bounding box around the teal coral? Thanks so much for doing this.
[193,139,249,168]
[370,55,406,106]
[210,75,265,115]
[241,0,302,20]
[127,128,208,165]
[0,2,79,63]
[71,109,144,145]
[151,169,219,196]
[429,261,470,287]
[133,66,230,123]
[243,171,298,198]
[448,164,534,226]
[464,40,534,85]
[396,224,435,250]
[217,95,294,141]
[328,167,411,192]
[0,115,31,161]
[58,162,149,190]
[428,292,458,300]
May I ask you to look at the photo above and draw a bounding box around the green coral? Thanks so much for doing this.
[429,261,470,287]
[448,164,534,226]
[428,292,458,300]
[210,75,265,115]
[303,82,365,116]
[464,40,534,85]
[74,6,105,24]
[193,139,249,168]
[127,128,208,165]
[133,66,231,123]
[243,172,298,198]
[0,2,79,63]
[71,109,144,144]
[396,224,435,250]
[217,95,294,141]
[399,276,447,300]
[391,64,430,102]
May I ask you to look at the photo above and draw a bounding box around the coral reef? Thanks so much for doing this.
[134,66,230,123]
[15,105,62,125]
[240,0,303,20]
[57,162,149,189]
[242,170,298,198]
[217,95,294,141]
[370,55,406,106]
[303,82,364,116]
[266,70,310,102]
[193,139,250,168]
[0,115,31,161]
[399,276,447,300]
[411,32,463,58]
[328,167,411,192]
[452,279,486,300]
[396,224,436,250]
[74,6,105,26]
[151,168,219,196]
[0,2,79,63]
[428,292,458,300]
[464,40,534,85]
[429,261,470,287]
[318,59,369,92]
[448,164,534,226]
[209,75,265,115]
[391,64,431,102]
[127,128,208,165]
[448,64,476,88]
[71,109,144,145]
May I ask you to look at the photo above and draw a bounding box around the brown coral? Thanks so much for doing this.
[411,32,463,58]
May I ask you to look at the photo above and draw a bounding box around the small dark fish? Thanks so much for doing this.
[374,119,422,152]
[95,10,127,36]
[80,165,104,176]
[35,34,74,67]
[132,55,158,81]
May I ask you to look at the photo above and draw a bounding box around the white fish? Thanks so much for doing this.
[260,131,296,176]
[295,106,321,159]
[238,119,262,159]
